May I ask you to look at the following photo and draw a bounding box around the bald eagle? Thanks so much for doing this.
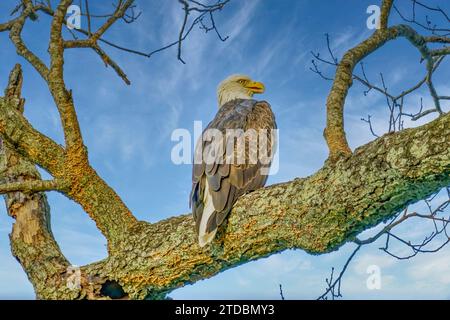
[191,74,277,247]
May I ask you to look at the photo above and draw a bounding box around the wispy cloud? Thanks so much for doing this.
[220,0,261,47]
[407,254,450,285]
[331,27,372,59]
[90,114,156,169]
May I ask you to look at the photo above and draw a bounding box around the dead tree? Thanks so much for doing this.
[0,0,448,299]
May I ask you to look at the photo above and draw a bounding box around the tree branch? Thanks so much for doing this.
[5,109,446,299]
[425,35,450,43]
[324,22,446,160]
[0,65,136,247]
[0,65,65,173]
[380,0,394,30]
[48,0,87,156]
[0,179,64,194]
[0,60,71,299]
[430,47,450,57]
[88,111,449,299]
[7,2,50,80]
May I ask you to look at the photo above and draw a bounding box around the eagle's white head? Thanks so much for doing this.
[217,74,265,107]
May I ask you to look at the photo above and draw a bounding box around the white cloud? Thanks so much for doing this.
[90,114,156,169]
[221,0,261,47]
[331,28,372,59]
[0,251,35,299]
[257,252,312,275]
[407,254,450,285]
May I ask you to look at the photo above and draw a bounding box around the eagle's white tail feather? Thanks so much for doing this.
[198,180,217,247]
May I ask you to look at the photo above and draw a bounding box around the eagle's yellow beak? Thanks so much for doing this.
[245,81,265,94]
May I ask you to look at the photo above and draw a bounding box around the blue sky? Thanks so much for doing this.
[0,0,449,299]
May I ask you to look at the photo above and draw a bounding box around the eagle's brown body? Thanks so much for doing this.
[191,98,277,246]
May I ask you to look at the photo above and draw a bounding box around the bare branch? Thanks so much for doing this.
[318,245,361,300]
[0,179,64,194]
[361,115,380,138]
[380,0,394,30]
[393,2,450,36]
[92,0,134,41]
[309,59,333,81]
[148,0,230,63]
[36,4,150,58]
[430,47,450,57]
[412,0,450,21]
[0,64,65,173]
[320,20,447,160]
[47,0,87,157]
[85,0,92,36]
[424,35,450,43]
[92,45,131,85]
[321,187,450,299]
[279,284,285,300]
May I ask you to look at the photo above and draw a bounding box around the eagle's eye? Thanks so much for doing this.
[237,79,247,85]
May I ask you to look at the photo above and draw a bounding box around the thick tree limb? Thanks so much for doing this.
[48,0,87,157]
[380,0,393,30]
[323,0,395,158]
[99,111,448,299]
[0,65,65,173]
[3,109,447,299]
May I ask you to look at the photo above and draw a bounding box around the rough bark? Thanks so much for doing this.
[89,112,449,299]
[2,98,448,298]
